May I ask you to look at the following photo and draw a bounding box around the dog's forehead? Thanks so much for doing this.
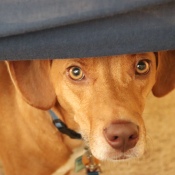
[54,53,156,74]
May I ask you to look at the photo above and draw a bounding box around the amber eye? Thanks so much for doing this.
[68,66,84,80]
[135,60,150,75]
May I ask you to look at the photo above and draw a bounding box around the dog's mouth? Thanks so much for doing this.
[112,155,128,160]
[117,155,128,160]
[104,144,138,161]
[103,147,141,161]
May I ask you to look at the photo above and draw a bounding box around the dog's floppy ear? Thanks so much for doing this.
[6,60,56,110]
[152,50,175,97]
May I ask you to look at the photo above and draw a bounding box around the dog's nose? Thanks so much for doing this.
[104,122,139,152]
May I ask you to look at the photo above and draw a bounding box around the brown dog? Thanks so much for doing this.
[0,51,175,175]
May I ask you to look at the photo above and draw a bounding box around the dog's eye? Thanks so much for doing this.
[68,67,85,80]
[135,60,150,75]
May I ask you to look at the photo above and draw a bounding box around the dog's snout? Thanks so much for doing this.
[104,122,139,152]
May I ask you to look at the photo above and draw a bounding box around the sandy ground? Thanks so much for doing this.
[1,91,175,175]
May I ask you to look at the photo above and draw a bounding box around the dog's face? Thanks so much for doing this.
[6,51,175,162]
[50,53,157,160]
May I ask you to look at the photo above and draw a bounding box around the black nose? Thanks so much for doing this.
[103,122,139,152]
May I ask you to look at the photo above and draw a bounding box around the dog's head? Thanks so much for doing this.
[6,51,175,161]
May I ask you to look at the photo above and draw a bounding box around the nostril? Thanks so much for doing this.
[129,133,138,140]
[112,136,119,141]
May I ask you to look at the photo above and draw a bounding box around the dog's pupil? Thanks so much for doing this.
[137,61,146,70]
[73,67,80,76]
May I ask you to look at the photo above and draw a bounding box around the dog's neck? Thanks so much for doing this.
[49,109,82,139]
[52,102,83,150]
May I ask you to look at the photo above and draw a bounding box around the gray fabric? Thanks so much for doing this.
[0,0,175,60]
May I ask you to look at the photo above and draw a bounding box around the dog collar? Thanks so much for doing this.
[49,110,82,139]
